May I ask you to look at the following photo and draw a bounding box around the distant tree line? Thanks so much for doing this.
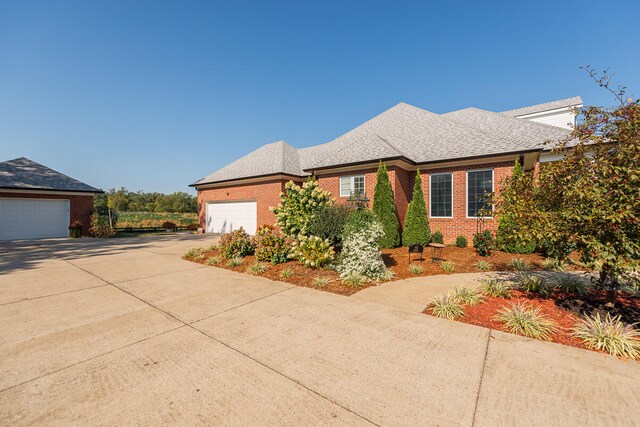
[100,187,197,213]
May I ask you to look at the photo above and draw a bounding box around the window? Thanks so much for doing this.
[467,169,493,217]
[339,175,365,197]
[430,173,452,217]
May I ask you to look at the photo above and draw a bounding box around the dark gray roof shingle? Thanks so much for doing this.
[0,157,102,193]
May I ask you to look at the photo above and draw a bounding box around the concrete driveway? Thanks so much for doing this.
[0,236,638,426]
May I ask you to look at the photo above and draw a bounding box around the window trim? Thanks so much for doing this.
[465,168,494,219]
[428,172,453,218]
[339,174,365,197]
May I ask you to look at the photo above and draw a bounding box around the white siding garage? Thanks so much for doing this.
[0,198,70,241]
[206,201,257,235]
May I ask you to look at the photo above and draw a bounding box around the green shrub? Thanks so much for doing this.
[306,205,353,248]
[495,302,558,340]
[476,260,492,271]
[270,178,333,237]
[497,215,537,254]
[431,230,444,244]
[572,313,640,359]
[341,209,377,240]
[161,221,177,229]
[247,262,267,275]
[183,247,203,258]
[290,235,335,268]
[539,236,576,261]
[482,279,512,298]
[226,257,243,267]
[218,228,255,259]
[338,215,387,280]
[372,162,401,248]
[313,276,330,287]
[254,225,290,264]
[554,276,590,295]
[543,258,568,272]
[429,296,464,320]
[517,275,551,296]
[280,267,294,279]
[473,230,493,256]
[402,171,431,246]
[409,263,424,275]
[342,271,366,288]
[450,286,484,305]
[455,235,468,248]
[206,256,221,266]
[509,257,531,271]
[440,261,455,273]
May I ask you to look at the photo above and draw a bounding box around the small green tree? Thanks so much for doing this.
[270,177,334,237]
[402,171,431,246]
[495,160,537,254]
[372,162,400,248]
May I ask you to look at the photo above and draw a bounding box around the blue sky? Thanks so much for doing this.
[1,1,638,194]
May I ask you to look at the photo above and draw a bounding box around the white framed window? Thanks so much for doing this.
[339,174,365,197]
[466,169,494,218]
[429,173,453,218]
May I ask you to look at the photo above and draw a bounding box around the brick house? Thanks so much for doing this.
[0,157,103,240]
[191,97,581,243]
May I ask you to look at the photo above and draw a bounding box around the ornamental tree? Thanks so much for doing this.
[402,171,431,246]
[270,178,334,237]
[497,67,640,301]
[372,162,400,248]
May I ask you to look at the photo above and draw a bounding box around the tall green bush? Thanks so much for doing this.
[372,162,400,248]
[495,160,537,254]
[306,205,353,248]
[270,178,334,237]
[402,171,431,246]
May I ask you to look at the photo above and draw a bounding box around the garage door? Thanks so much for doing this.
[206,201,257,235]
[0,198,70,241]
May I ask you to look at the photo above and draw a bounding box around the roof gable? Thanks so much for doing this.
[0,157,101,193]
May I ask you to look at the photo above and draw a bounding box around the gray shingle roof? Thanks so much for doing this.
[193,140,307,185]
[194,98,579,185]
[500,96,583,117]
[442,107,571,149]
[0,157,102,193]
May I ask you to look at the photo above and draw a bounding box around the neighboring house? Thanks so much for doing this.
[0,157,103,240]
[191,96,581,241]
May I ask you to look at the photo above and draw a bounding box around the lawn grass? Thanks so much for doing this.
[118,212,197,228]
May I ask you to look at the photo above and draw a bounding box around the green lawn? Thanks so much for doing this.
[117,212,198,228]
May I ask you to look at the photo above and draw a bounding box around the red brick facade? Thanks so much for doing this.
[197,179,299,229]
[0,192,94,236]
[197,160,518,243]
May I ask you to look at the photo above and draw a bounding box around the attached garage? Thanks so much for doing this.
[0,157,102,241]
[206,201,257,235]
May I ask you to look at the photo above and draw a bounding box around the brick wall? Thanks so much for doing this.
[0,192,94,236]
[421,161,514,243]
[198,160,516,243]
[197,179,297,230]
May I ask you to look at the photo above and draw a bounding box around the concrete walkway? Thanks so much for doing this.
[0,236,638,425]
[351,271,590,313]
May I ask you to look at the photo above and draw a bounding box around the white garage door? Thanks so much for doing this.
[206,201,257,235]
[0,198,70,241]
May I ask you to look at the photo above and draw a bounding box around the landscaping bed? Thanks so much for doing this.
[381,245,564,278]
[424,285,640,359]
[185,248,369,296]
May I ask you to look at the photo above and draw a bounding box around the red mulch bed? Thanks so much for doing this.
[186,249,362,295]
[381,245,580,279]
[424,289,640,357]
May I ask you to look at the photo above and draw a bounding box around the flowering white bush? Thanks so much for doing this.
[289,234,335,268]
[337,219,388,280]
[270,179,334,237]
